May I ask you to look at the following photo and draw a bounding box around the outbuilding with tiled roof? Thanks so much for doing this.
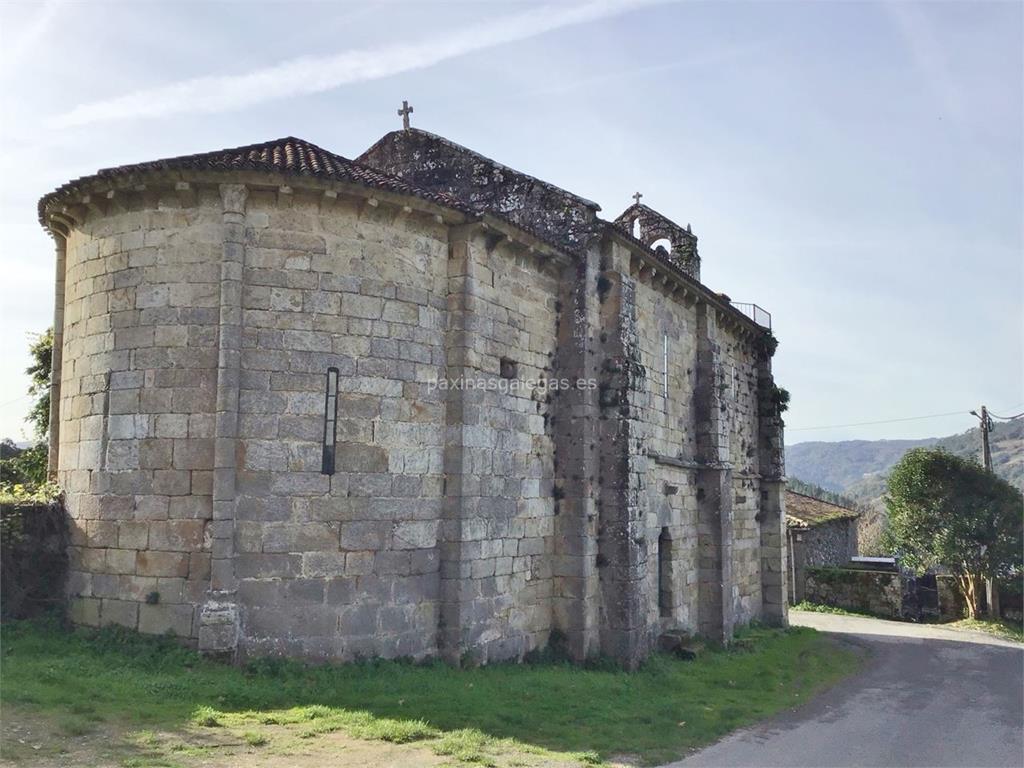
[785,490,861,604]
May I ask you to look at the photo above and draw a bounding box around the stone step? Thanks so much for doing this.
[658,630,706,660]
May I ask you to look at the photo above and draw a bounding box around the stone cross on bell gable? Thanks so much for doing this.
[632,192,643,206]
[398,100,414,131]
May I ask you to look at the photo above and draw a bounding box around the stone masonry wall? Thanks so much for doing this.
[633,276,700,635]
[50,161,785,666]
[729,474,763,627]
[628,261,768,644]
[231,189,451,660]
[787,518,857,603]
[439,229,561,663]
[358,128,786,658]
[592,239,649,665]
[633,276,698,463]
[804,520,856,568]
[805,567,902,619]
[61,187,223,637]
[55,174,564,663]
[721,333,763,627]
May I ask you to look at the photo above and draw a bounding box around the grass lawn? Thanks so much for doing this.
[0,618,859,767]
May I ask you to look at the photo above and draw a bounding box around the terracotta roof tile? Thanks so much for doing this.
[785,490,860,529]
[38,136,471,226]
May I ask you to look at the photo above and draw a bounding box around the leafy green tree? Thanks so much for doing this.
[0,440,47,488]
[0,330,53,492]
[25,328,53,439]
[884,448,1023,618]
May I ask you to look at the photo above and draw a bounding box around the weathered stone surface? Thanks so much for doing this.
[48,130,782,666]
[805,567,901,619]
[138,602,194,636]
[99,598,138,629]
[148,521,205,552]
[136,550,190,578]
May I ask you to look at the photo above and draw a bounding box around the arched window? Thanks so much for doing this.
[650,238,672,254]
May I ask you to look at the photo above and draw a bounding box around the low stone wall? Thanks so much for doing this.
[1,499,68,619]
[787,517,858,604]
[805,567,902,619]
[936,575,1023,622]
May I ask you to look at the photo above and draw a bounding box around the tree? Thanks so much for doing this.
[25,328,53,440]
[0,439,47,488]
[0,330,53,491]
[884,448,1023,618]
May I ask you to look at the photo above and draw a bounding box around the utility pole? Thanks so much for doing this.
[970,406,999,619]
[969,405,995,472]
[979,405,993,472]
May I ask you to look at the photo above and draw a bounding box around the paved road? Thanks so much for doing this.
[670,611,1024,768]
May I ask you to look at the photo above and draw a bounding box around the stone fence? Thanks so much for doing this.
[807,567,1023,624]
[1,499,68,619]
[804,567,902,619]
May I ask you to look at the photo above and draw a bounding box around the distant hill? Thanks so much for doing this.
[787,418,1023,554]
[787,418,1023,497]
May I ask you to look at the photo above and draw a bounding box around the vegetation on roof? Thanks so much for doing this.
[785,489,859,528]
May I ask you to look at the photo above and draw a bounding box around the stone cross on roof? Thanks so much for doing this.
[632,191,642,205]
[398,100,414,131]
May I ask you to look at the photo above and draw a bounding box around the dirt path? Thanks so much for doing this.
[1,707,600,768]
[0,709,449,767]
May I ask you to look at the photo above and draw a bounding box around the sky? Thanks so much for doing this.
[0,0,1021,446]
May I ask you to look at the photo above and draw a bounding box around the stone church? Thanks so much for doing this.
[39,113,787,667]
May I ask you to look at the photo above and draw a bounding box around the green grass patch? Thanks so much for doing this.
[242,731,268,747]
[946,618,1024,643]
[1,618,859,766]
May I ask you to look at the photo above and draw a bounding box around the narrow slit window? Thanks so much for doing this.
[658,527,673,618]
[662,333,669,402]
[321,367,339,475]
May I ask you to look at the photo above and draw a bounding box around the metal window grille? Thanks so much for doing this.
[321,367,339,475]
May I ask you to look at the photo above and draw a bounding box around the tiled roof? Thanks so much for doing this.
[785,490,860,529]
[38,132,774,339]
[356,130,769,335]
[38,136,471,225]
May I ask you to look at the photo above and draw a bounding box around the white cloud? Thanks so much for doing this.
[52,0,656,128]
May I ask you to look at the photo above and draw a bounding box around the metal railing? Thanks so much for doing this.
[731,302,772,330]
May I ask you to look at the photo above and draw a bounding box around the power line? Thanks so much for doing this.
[988,411,1024,421]
[0,394,30,410]
[789,402,1024,432]
[787,410,971,432]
